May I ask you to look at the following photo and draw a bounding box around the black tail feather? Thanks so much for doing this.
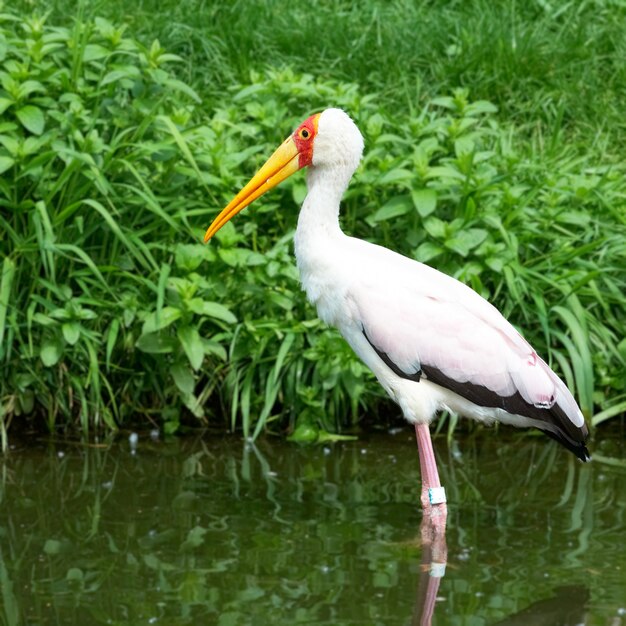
[540,427,591,462]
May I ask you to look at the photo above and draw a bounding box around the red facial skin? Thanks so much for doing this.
[293,113,320,168]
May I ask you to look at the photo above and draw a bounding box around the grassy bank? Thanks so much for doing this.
[1,1,625,445]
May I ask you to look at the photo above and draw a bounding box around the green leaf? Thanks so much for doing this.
[466,100,498,115]
[267,291,294,311]
[100,66,141,87]
[0,136,19,156]
[317,430,358,443]
[136,333,176,354]
[16,105,45,135]
[0,257,15,360]
[40,338,63,366]
[486,256,504,273]
[62,322,81,345]
[287,421,319,443]
[32,312,56,327]
[19,390,34,415]
[431,96,456,110]
[203,339,227,361]
[142,306,182,334]
[83,44,110,62]
[77,308,97,320]
[177,325,204,370]
[292,182,307,204]
[50,308,70,321]
[171,362,195,395]
[66,568,84,583]
[188,299,237,323]
[106,319,120,370]
[455,136,475,157]
[17,80,45,99]
[426,165,466,181]
[164,419,180,435]
[175,244,204,271]
[232,83,266,101]
[377,168,414,186]
[423,216,447,239]
[43,539,62,555]
[142,554,161,570]
[0,97,13,115]
[162,77,201,103]
[181,526,207,551]
[218,248,265,268]
[412,188,437,217]
[415,242,444,263]
[237,586,265,602]
[367,195,412,224]
[445,228,488,257]
[0,156,14,174]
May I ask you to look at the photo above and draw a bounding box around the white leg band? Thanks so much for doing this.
[430,562,447,578]
[428,486,447,505]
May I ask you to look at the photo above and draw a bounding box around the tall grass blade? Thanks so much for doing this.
[552,304,594,418]
[592,400,626,427]
[252,332,295,440]
[0,258,15,361]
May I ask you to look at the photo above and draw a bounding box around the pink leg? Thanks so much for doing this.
[413,424,447,622]
[414,423,447,528]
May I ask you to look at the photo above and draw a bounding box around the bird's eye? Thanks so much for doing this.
[299,128,310,140]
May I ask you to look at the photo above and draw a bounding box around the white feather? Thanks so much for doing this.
[294,108,585,432]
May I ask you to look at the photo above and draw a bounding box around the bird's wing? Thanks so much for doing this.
[344,237,588,453]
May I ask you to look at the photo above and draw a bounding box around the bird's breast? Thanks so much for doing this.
[297,260,355,327]
[294,233,359,328]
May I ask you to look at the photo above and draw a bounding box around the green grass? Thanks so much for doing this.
[37,0,626,151]
[1,0,625,445]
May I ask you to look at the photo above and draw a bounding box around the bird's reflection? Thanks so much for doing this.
[412,512,448,626]
[411,510,589,626]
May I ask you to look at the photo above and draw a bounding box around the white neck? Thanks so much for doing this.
[291,108,364,322]
[293,163,355,316]
[294,164,353,245]
[294,108,363,247]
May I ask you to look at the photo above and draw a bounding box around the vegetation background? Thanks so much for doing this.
[1,0,625,448]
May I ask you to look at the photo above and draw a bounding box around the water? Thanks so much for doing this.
[0,427,624,625]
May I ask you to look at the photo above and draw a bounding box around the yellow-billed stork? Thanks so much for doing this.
[204,109,590,521]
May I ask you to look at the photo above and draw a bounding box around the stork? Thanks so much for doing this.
[204,109,590,523]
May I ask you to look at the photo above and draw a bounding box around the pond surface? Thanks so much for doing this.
[0,426,624,625]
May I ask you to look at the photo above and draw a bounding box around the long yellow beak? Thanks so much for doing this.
[204,136,300,242]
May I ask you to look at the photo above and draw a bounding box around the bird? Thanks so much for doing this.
[204,108,590,521]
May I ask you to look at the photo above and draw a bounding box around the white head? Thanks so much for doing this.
[311,108,364,174]
[204,108,364,242]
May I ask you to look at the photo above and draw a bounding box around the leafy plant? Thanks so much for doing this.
[1,4,625,445]
[0,11,232,443]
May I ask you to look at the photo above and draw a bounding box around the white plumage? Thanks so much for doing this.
[205,107,590,509]
[293,109,587,456]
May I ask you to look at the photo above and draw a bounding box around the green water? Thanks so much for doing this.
[0,427,624,625]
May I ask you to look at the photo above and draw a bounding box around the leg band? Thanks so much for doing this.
[430,562,447,578]
[428,486,447,505]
